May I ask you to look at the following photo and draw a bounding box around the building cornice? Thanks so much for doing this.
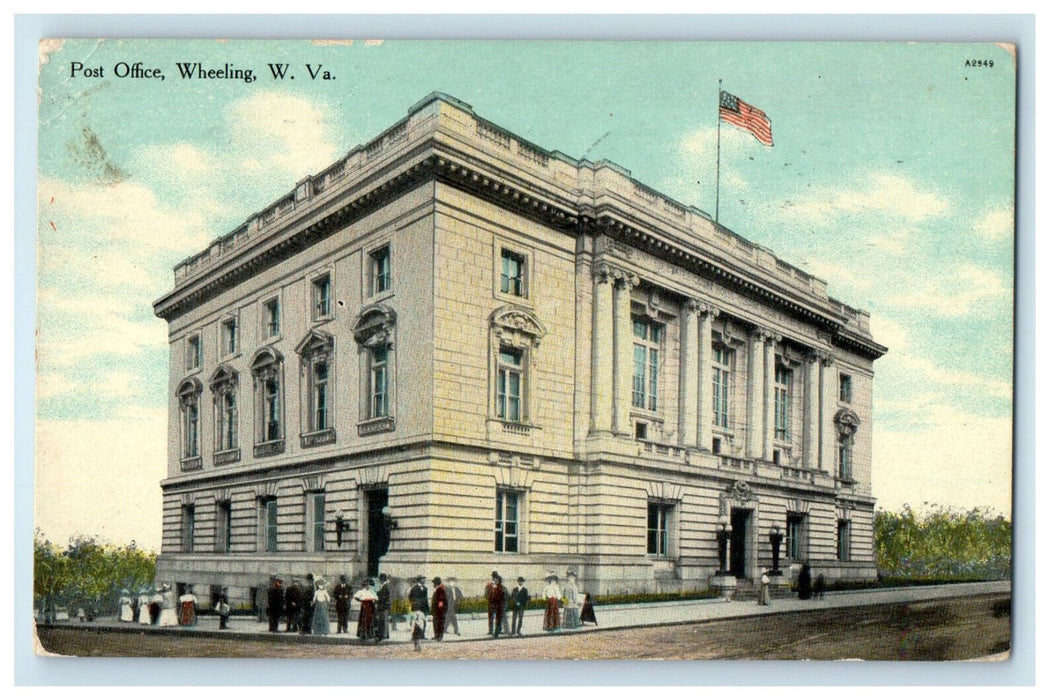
[154,93,886,361]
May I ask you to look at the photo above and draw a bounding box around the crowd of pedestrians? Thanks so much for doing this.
[116,568,599,645]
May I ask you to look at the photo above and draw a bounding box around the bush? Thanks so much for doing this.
[874,505,1011,582]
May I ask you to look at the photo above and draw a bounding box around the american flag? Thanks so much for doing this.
[719,90,773,147]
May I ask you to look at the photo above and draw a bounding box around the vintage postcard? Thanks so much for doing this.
[32,38,1015,665]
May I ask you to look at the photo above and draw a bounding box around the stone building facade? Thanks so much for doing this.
[153,93,885,605]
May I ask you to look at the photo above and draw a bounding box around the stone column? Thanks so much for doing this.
[803,351,820,470]
[762,334,777,461]
[746,330,765,459]
[697,306,717,450]
[589,264,615,435]
[611,269,637,436]
[678,300,700,447]
[818,351,836,473]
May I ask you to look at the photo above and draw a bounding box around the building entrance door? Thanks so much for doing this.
[366,488,389,577]
[730,508,752,579]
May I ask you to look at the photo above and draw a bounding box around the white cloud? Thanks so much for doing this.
[874,405,1012,517]
[888,263,1011,317]
[784,172,949,226]
[36,415,167,550]
[970,205,1014,242]
[890,353,1012,400]
[866,312,909,353]
[36,307,166,369]
[227,91,340,178]
[659,125,759,206]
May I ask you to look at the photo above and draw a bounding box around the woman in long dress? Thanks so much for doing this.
[158,584,179,627]
[137,588,152,625]
[561,571,581,629]
[353,580,377,642]
[311,581,331,635]
[542,574,561,631]
[579,592,597,625]
[178,591,198,626]
[118,590,134,622]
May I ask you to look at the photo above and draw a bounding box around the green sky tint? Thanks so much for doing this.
[35,39,1015,546]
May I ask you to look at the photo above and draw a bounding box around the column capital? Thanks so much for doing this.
[816,349,835,367]
[592,261,619,285]
[752,327,782,344]
[612,266,640,290]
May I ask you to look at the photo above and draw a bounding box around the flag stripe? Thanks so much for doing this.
[719,90,773,146]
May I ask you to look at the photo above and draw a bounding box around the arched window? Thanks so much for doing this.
[353,304,397,436]
[209,365,240,465]
[251,347,285,457]
[177,377,203,470]
[296,329,336,447]
[488,305,545,428]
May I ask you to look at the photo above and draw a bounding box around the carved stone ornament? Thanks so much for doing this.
[176,377,203,407]
[726,480,755,504]
[834,407,861,439]
[491,304,546,349]
[353,304,396,348]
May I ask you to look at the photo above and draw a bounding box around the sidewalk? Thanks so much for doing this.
[49,580,1010,646]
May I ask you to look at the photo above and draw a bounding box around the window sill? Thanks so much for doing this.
[358,416,395,436]
[367,288,395,304]
[310,314,335,325]
[301,428,336,448]
[254,439,285,458]
[213,448,241,466]
[494,289,530,306]
[180,456,202,471]
[489,419,538,437]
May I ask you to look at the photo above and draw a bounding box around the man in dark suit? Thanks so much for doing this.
[489,574,508,638]
[300,574,315,634]
[485,571,499,636]
[408,575,429,615]
[266,577,284,633]
[430,577,448,641]
[284,580,301,632]
[510,576,530,636]
[332,575,352,634]
[375,574,391,640]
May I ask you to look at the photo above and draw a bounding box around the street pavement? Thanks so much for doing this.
[47,580,1010,646]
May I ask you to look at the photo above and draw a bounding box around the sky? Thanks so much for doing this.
[34,39,1016,551]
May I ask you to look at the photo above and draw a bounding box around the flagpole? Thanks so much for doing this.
[715,78,722,223]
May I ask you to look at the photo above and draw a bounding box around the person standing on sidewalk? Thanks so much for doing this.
[216,590,231,629]
[430,577,448,641]
[798,561,813,601]
[408,575,429,615]
[580,592,597,625]
[489,574,509,638]
[510,577,529,636]
[484,571,499,636]
[311,580,331,635]
[284,579,301,632]
[332,575,352,634]
[354,579,377,643]
[443,577,462,636]
[375,574,391,641]
[561,571,582,629]
[542,573,561,632]
[758,569,771,606]
[300,574,316,635]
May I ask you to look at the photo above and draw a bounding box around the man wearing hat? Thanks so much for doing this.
[375,573,391,640]
[488,574,509,638]
[510,576,530,636]
[266,576,284,632]
[430,576,448,641]
[408,575,429,616]
[443,577,463,636]
[300,574,316,635]
[332,574,352,634]
[484,571,499,637]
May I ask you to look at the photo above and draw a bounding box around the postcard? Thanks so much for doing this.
[32,38,1014,664]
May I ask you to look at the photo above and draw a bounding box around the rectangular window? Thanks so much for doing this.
[370,347,389,418]
[311,359,330,431]
[221,318,238,356]
[183,401,199,458]
[216,501,231,554]
[186,335,201,371]
[261,498,278,553]
[500,249,526,297]
[837,520,851,562]
[713,345,733,428]
[839,373,853,403]
[632,319,661,411]
[307,492,326,553]
[181,505,195,553]
[371,246,391,295]
[496,347,523,422]
[774,366,793,441]
[312,274,332,319]
[647,502,671,556]
[839,440,852,480]
[786,514,805,560]
[263,298,281,339]
[264,377,281,442]
[494,489,520,553]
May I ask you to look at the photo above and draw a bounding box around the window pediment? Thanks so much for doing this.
[353,303,396,348]
[209,364,239,392]
[177,377,203,405]
[250,347,284,377]
[490,305,545,348]
[295,328,334,358]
